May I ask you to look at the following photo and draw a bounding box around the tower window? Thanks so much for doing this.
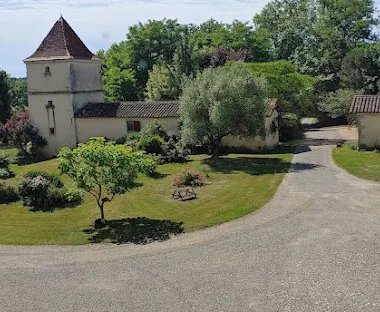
[46,101,56,135]
[44,66,51,77]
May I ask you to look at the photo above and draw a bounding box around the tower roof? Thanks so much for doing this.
[24,16,99,62]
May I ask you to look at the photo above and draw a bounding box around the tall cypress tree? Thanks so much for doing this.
[0,70,11,123]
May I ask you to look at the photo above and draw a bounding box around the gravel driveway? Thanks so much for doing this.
[1,128,380,312]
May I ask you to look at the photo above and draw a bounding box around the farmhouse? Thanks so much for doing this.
[24,16,279,157]
[350,94,380,149]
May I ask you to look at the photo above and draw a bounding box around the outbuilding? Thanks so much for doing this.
[350,94,380,149]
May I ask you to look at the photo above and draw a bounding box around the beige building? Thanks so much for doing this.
[350,95,380,149]
[25,17,279,157]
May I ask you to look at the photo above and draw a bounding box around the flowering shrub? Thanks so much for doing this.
[18,174,83,211]
[19,176,50,208]
[172,169,204,187]
[23,170,64,188]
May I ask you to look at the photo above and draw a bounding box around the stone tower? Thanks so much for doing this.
[24,16,104,156]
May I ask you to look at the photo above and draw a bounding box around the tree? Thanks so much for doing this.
[0,70,11,123]
[243,61,318,117]
[126,19,185,96]
[9,78,28,111]
[103,67,137,102]
[145,64,180,101]
[180,62,267,155]
[318,89,358,118]
[253,0,312,60]
[3,110,46,157]
[58,138,157,225]
[339,43,380,94]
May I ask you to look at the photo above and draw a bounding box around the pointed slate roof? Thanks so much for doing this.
[24,16,99,62]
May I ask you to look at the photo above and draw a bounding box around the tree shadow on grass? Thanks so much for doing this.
[203,157,291,175]
[203,157,320,175]
[83,217,184,245]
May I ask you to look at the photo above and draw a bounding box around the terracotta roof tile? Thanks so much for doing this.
[75,101,180,118]
[24,16,98,62]
[350,95,380,114]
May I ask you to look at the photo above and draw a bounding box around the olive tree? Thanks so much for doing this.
[58,138,156,225]
[180,61,267,155]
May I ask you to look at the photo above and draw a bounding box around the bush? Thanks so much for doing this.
[172,169,204,187]
[18,176,50,208]
[3,110,46,158]
[115,132,141,145]
[140,120,168,140]
[0,153,10,169]
[23,170,64,188]
[137,135,164,155]
[65,188,84,205]
[0,168,11,179]
[18,175,83,211]
[279,113,303,142]
[0,182,18,204]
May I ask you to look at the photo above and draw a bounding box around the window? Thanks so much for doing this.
[46,101,56,135]
[127,120,141,132]
[44,66,51,77]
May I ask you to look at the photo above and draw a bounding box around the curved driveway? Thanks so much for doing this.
[2,128,380,312]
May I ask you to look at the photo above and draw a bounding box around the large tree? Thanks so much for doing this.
[180,62,267,155]
[254,0,377,91]
[243,61,318,117]
[0,70,11,123]
[58,138,157,225]
[339,43,380,94]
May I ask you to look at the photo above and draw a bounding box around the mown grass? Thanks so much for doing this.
[0,147,293,245]
[333,144,380,181]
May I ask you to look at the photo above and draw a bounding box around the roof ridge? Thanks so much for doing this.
[59,17,69,57]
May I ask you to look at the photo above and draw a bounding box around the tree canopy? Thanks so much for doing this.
[58,137,157,224]
[180,62,267,155]
[0,70,11,123]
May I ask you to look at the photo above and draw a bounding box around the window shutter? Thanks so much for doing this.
[134,121,141,132]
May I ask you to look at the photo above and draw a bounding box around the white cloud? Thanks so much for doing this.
[0,0,269,77]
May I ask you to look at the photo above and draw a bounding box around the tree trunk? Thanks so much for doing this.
[99,204,106,224]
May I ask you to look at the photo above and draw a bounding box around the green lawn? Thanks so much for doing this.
[333,145,380,181]
[0,147,293,245]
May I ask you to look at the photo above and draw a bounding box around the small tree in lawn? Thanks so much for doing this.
[58,137,157,225]
[180,61,267,156]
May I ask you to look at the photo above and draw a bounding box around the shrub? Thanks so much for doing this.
[172,169,204,187]
[23,170,64,188]
[0,168,11,179]
[137,135,165,155]
[18,174,83,211]
[0,153,10,169]
[65,188,84,205]
[0,182,18,204]
[18,176,50,208]
[140,120,168,140]
[116,132,141,145]
[279,113,303,142]
[3,110,46,157]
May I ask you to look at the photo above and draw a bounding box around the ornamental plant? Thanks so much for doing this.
[58,137,157,225]
[172,169,204,187]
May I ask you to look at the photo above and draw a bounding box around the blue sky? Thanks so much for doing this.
[0,0,269,77]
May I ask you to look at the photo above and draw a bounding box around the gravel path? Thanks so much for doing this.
[1,128,380,312]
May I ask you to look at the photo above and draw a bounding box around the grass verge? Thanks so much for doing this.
[333,144,380,181]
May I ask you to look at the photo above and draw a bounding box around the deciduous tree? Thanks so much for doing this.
[58,138,157,225]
